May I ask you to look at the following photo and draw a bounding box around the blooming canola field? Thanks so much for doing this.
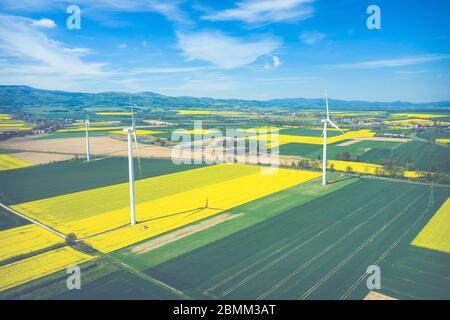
[412,197,450,254]
[0,246,94,292]
[0,154,32,171]
[249,129,375,147]
[11,164,320,253]
[0,224,64,262]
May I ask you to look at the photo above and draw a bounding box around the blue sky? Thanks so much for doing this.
[0,0,449,102]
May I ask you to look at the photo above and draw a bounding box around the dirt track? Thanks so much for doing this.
[0,136,172,158]
[12,152,75,164]
[132,213,241,254]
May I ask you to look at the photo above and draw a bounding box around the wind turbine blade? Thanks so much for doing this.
[133,130,142,178]
[327,119,344,133]
[324,89,329,120]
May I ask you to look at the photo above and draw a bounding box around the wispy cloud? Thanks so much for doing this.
[0,14,108,88]
[201,0,314,24]
[300,30,325,45]
[0,0,191,25]
[176,30,280,69]
[331,54,450,69]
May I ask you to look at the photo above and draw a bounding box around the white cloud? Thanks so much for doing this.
[146,0,191,25]
[331,54,450,69]
[273,55,281,67]
[300,30,325,45]
[31,18,56,28]
[141,40,148,47]
[0,14,108,86]
[176,30,280,69]
[120,43,127,48]
[201,0,314,24]
[264,55,281,69]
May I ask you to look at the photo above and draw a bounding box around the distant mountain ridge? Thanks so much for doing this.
[0,85,449,111]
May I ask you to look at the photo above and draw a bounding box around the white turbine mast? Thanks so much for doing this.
[124,97,142,225]
[85,111,90,162]
[321,89,344,186]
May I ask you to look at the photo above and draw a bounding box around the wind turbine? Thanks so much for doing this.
[321,90,344,186]
[85,112,90,162]
[124,98,142,225]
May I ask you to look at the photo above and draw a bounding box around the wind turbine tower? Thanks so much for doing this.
[85,112,90,162]
[124,98,141,225]
[321,90,344,186]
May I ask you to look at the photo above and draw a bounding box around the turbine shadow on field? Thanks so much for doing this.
[327,175,357,185]
[138,206,225,225]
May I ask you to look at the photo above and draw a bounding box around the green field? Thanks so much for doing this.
[135,179,449,299]
[279,139,402,159]
[279,143,323,157]
[0,258,180,300]
[360,141,450,171]
[0,206,30,231]
[0,157,205,205]
[417,130,450,140]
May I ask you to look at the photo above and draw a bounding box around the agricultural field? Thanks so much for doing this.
[0,96,449,301]
[0,246,94,292]
[10,164,320,251]
[412,197,450,254]
[360,141,450,171]
[0,224,64,262]
[139,179,450,299]
[0,154,32,171]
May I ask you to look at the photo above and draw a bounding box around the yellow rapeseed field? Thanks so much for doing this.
[0,114,12,120]
[11,164,262,237]
[436,139,450,144]
[384,118,435,126]
[0,225,64,262]
[390,113,447,119]
[57,126,123,132]
[0,154,32,171]
[0,123,25,127]
[0,247,94,292]
[109,129,164,136]
[412,197,450,254]
[12,164,319,253]
[326,160,423,178]
[177,110,249,116]
[249,129,375,147]
[85,168,320,253]
[176,129,221,135]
